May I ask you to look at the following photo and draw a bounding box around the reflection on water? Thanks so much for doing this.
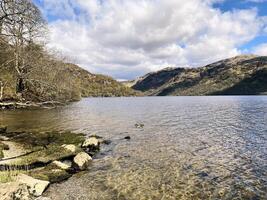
[0,96,267,200]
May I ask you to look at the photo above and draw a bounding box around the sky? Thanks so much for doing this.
[33,0,267,80]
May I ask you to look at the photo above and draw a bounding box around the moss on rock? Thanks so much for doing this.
[29,163,71,183]
[8,144,82,166]
[1,131,85,150]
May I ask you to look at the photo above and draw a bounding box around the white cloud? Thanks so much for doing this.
[253,43,267,55]
[40,0,266,80]
[246,0,267,3]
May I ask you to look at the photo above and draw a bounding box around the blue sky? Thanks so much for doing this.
[214,0,267,52]
[214,0,267,16]
[34,0,267,80]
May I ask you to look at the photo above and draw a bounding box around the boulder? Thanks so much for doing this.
[73,152,92,170]
[0,182,30,200]
[82,137,100,155]
[52,160,71,170]
[17,174,50,197]
[82,137,100,148]
[61,144,77,153]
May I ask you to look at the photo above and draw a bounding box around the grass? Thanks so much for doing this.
[0,166,29,183]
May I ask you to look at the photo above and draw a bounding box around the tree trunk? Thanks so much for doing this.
[17,77,24,93]
[0,81,4,101]
[0,21,2,35]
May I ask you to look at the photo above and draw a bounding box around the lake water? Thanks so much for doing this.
[0,97,266,200]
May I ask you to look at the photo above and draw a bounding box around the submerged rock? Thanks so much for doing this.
[17,174,50,197]
[101,139,112,145]
[124,136,131,140]
[135,123,144,128]
[73,152,92,170]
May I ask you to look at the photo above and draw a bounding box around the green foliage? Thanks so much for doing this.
[0,170,27,183]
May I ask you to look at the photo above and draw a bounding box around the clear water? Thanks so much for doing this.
[0,97,266,200]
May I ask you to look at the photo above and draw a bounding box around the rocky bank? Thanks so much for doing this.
[0,126,106,200]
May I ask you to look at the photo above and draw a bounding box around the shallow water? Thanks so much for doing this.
[0,96,267,200]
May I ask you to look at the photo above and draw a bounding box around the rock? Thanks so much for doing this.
[82,137,100,155]
[61,144,77,153]
[124,136,131,140]
[29,164,71,183]
[101,139,112,145]
[0,182,30,200]
[135,123,144,128]
[0,126,7,134]
[62,160,72,167]
[82,137,100,148]
[17,174,50,197]
[73,152,92,170]
[52,160,71,170]
[35,197,52,200]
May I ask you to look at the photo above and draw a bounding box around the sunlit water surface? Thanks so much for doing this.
[0,97,266,200]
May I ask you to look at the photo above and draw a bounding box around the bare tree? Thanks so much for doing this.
[0,0,47,96]
[0,80,7,101]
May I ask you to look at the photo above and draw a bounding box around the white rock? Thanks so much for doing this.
[73,152,92,170]
[82,137,100,148]
[0,182,30,200]
[61,144,77,153]
[52,161,71,170]
[35,197,52,200]
[17,174,50,197]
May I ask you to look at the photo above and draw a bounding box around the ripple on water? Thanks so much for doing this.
[0,96,266,199]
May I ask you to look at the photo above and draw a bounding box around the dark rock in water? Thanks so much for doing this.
[124,136,131,140]
[89,134,103,139]
[197,172,209,178]
[135,123,144,128]
[0,126,7,134]
[102,139,112,145]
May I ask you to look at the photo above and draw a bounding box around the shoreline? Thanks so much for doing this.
[0,101,70,110]
[0,126,106,199]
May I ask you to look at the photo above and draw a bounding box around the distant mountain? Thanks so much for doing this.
[128,55,267,96]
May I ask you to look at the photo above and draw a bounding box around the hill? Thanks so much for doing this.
[129,55,267,96]
[0,48,139,105]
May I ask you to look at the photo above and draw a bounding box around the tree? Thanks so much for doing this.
[0,0,47,97]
